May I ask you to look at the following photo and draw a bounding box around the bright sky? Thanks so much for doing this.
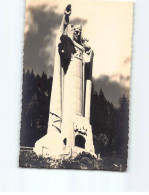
[26,0,133,87]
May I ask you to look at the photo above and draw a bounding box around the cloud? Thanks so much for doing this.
[93,75,130,107]
[23,4,86,77]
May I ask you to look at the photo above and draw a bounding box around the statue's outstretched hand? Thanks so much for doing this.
[65,4,71,16]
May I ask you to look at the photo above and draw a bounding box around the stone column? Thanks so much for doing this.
[85,80,92,121]
[61,43,84,147]
[47,38,63,132]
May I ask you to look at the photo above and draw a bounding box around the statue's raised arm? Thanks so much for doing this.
[58,4,72,36]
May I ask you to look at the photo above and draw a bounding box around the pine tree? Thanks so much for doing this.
[20,69,52,146]
[117,95,129,157]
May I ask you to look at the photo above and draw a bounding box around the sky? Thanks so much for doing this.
[24,0,133,107]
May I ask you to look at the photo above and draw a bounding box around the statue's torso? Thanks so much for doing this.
[63,41,85,117]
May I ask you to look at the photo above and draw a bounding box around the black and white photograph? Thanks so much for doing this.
[19,0,133,171]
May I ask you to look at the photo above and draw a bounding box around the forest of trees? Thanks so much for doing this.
[20,70,129,161]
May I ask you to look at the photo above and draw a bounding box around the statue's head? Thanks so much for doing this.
[73,25,82,44]
[66,24,82,44]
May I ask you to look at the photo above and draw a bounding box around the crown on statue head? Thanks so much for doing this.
[73,25,82,32]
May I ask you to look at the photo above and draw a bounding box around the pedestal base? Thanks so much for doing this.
[34,140,97,159]
[33,115,96,159]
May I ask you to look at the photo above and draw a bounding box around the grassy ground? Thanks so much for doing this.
[19,151,126,171]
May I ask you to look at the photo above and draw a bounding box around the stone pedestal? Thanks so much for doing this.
[34,114,96,159]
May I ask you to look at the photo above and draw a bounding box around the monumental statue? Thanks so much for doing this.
[34,4,96,158]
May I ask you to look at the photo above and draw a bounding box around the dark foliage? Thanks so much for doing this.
[20,70,52,146]
[19,150,126,171]
[19,150,100,170]
[90,84,129,163]
[20,70,129,165]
